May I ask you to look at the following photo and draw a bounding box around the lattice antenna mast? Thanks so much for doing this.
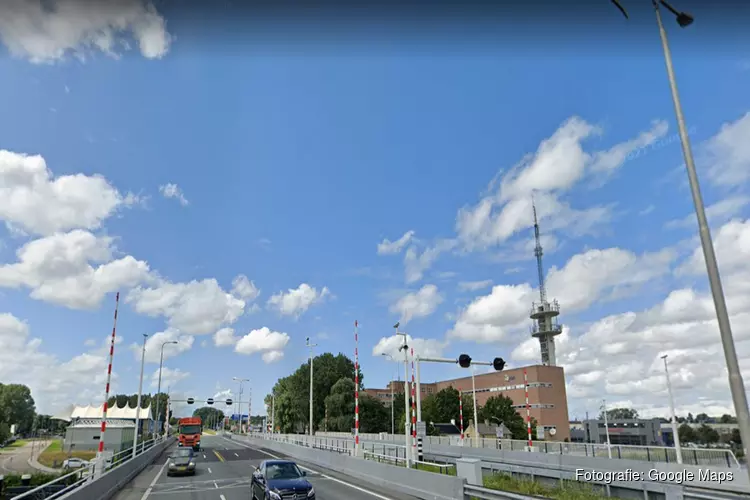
[533,200,546,303]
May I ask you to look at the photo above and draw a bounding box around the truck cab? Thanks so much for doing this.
[178,417,202,451]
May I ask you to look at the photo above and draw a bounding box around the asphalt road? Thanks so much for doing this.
[113,434,417,500]
[0,440,50,474]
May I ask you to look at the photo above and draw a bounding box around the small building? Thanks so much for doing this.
[432,422,462,436]
[579,418,663,446]
[465,420,510,440]
[64,418,135,453]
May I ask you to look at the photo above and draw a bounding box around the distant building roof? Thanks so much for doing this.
[69,418,135,429]
[433,423,461,435]
[53,403,153,422]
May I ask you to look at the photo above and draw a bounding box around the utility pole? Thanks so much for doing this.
[306,337,317,436]
[662,355,683,463]
[233,377,249,433]
[394,322,411,467]
[601,399,612,459]
[133,334,147,459]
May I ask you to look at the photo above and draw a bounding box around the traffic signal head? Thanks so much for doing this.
[226,399,233,406]
[458,354,472,368]
[493,357,506,371]
[186,398,194,404]
[207,398,214,405]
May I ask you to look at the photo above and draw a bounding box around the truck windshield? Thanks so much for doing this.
[179,425,201,434]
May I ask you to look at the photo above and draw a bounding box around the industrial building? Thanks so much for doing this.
[569,419,664,446]
[64,419,135,452]
[366,205,571,442]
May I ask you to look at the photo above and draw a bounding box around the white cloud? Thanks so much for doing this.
[235,327,290,363]
[0,230,151,309]
[455,118,667,251]
[231,274,260,301]
[0,312,126,414]
[666,196,750,230]
[677,218,750,282]
[702,112,750,187]
[0,0,171,64]
[389,284,443,325]
[159,183,189,206]
[458,280,494,292]
[372,333,446,360]
[131,328,193,364]
[377,230,415,255]
[213,327,238,347]
[0,149,136,236]
[267,283,329,317]
[127,278,246,335]
[404,239,456,284]
[449,283,534,343]
[150,366,189,389]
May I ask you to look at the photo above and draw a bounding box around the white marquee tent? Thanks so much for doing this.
[53,403,153,422]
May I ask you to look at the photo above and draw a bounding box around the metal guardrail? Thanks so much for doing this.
[464,485,537,500]
[7,436,163,499]
[315,431,740,467]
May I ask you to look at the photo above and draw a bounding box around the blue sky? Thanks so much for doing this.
[0,0,749,420]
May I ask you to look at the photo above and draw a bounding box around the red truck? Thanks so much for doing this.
[178,416,202,451]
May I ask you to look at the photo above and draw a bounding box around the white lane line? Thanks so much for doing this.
[214,481,219,488]
[208,467,212,474]
[220,495,227,500]
[203,454,206,459]
[234,452,239,457]
[140,455,171,500]
[221,437,394,500]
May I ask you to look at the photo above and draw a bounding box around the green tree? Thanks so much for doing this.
[324,378,355,432]
[477,395,528,440]
[193,406,225,427]
[696,424,720,444]
[678,423,696,443]
[0,383,36,434]
[0,422,9,443]
[730,428,742,445]
[695,413,710,423]
[359,395,389,433]
[598,407,638,420]
[720,414,736,424]
[421,387,474,434]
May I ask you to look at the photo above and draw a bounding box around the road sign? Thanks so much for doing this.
[536,426,545,440]
[496,427,504,438]
[416,421,427,437]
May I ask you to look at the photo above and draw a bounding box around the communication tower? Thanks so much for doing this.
[530,202,563,366]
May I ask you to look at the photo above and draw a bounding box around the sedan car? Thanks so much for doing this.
[62,458,90,469]
[167,448,196,476]
[251,460,315,500]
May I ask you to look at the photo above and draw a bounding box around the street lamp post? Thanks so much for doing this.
[601,399,612,459]
[155,341,178,438]
[133,334,147,459]
[613,0,750,475]
[381,353,400,436]
[394,322,411,467]
[271,392,276,434]
[306,337,317,436]
[661,355,683,463]
[233,377,249,433]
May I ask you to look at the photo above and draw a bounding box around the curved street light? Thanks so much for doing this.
[155,341,178,437]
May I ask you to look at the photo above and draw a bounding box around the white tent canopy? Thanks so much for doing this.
[52,403,153,422]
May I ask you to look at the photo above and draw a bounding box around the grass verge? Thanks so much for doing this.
[2,472,65,487]
[0,439,28,452]
[204,429,217,435]
[483,473,608,500]
[37,440,96,469]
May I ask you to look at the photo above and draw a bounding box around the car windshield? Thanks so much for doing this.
[266,463,303,480]
[179,425,201,434]
[173,449,192,458]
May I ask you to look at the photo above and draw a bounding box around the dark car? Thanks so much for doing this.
[167,448,196,476]
[251,460,315,500]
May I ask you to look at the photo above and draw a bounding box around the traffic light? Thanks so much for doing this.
[226,399,233,406]
[187,398,194,404]
[207,398,214,405]
[493,357,506,371]
[458,354,472,368]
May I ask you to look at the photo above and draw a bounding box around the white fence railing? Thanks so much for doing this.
[9,435,165,499]
[312,431,740,468]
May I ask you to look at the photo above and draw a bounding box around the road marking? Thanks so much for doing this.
[214,481,219,488]
[140,452,171,500]
[220,496,226,500]
[234,452,239,457]
[207,467,212,473]
[213,450,225,462]
[203,454,206,459]
[221,437,395,500]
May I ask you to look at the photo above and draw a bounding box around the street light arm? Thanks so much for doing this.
[611,0,629,19]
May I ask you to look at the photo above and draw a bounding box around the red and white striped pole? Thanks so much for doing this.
[524,368,532,448]
[410,348,416,455]
[97,292,120,461]
[354,320,360,457]
[459,390,464,446]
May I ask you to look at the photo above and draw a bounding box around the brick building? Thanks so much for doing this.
[364,364,570,442]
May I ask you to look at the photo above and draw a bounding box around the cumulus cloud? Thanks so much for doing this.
[127,277,246,335]
[389,284,443,325]
[235,327,290,364]
[458,280,493,292]
[130,329,194,364]
[0,230,151,309]
[0,0,171,64]
[213,327,238,347]
[701,112,750,187]
[372,333,446,360]
[150,366,189,389]
[159,183,189,206]
[267,283,329,317]
[377,230,415,255]
[231,275,260,301]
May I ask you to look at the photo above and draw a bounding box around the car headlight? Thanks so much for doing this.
[168,463,175,468]
[188,462,195,467]
[269,490,282,500]
[308,487,315,497]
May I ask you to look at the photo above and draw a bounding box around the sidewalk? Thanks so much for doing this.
[27,441,59,474]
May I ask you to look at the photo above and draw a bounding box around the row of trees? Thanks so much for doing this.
[262,352,536,439]
[0,383,39,442]
[599,407,739,426]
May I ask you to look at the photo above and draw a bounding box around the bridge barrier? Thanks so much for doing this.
[52,436,175,500]
[242,435,465,500]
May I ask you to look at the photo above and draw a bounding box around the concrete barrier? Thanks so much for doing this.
[56,437,175,500]
[244,436,465,500]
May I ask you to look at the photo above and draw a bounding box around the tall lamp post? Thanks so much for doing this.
[601,399,612,459]
[381,353,400,435]
[661,354,683,463]
[133,334,147,459]
[233,377,249,433]
[155,340,178,438]
[306,337,317,436]
[394,322,412,467]
[613,0,750,475]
